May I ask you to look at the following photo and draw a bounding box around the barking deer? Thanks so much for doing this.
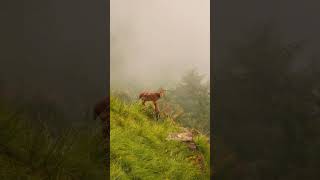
[138,88,166,119]
[93,96,109,139]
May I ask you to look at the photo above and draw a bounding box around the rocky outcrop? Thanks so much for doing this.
[166,128,197,150]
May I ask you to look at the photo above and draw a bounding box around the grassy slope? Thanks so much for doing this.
[0,101,107,179]
[110,97,210,180]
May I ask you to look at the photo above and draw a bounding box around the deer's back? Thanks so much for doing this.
[139,91,161,102]
[94,96,109,120]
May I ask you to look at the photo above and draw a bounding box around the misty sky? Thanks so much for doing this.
[2,0,107,122]
[110,0,210,88]
[214,0,320,70]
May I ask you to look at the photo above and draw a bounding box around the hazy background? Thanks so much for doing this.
[110,0,210,89]
[214,0,320,179]
[1,0,107,127]
[0,1,108,177]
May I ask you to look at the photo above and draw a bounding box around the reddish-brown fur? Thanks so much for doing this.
[94,96,109,139]
[139,88,165,115]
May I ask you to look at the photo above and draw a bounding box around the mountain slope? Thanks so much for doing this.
[0,101,106,179]
[110,97,210,179]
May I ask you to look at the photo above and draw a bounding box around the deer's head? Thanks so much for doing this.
[159,88,165,97]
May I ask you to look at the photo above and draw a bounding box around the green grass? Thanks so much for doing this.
[110,97,210,180]
[0,97,210,179]
[0,102,107,179]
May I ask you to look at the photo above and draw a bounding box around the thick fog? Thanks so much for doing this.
[1,0,107,123]
[110,0,210,89]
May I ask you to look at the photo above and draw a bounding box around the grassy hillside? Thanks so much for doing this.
[0,101,107,179]
[110,97,210,179]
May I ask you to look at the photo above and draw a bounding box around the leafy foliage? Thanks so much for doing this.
[215,24,320,179]
[167,69,210,134]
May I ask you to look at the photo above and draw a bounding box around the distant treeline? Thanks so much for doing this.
[214,24,320,179]
[112,68,210,135]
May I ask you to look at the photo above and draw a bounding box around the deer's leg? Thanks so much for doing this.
[97,111,109,168]
[99,112,109,138]
[153,101,160,120]
[153,101,158,111]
